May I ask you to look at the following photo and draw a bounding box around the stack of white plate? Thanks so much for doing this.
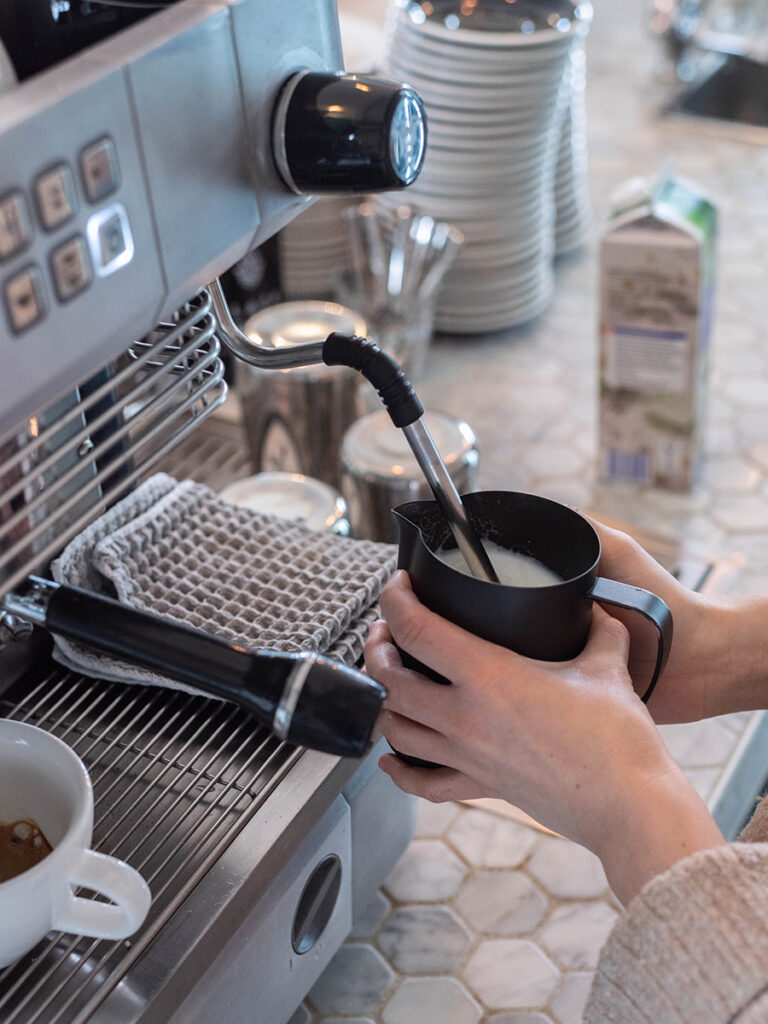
[554,35,591,256]
[278,197,352,300]
[380,0,593,334]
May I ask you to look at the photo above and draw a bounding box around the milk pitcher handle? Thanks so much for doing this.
[587,578,673,704]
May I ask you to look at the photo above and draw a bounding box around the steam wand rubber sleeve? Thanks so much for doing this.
[323,333,423,428]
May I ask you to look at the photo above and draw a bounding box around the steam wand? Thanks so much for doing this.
[209,280,498,582]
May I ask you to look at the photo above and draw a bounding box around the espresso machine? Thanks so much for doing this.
[0,2,428,1021]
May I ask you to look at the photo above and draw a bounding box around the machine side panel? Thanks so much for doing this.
[107,5,262,318]
[228,0,343,245]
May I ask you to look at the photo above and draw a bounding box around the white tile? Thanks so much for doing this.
[383,839,467,902]
[550,972,595,1024]
[709,493,768,533]
[701,456,761,494]
[659,718,741,768]
[448,809,538,869]
[415,798,461,837]
[527,836,608,900]
[684,766,722,804]
[382,977,482,1024]
[723,377,768,408]
[736,409,768,444]
[641,487,710,515]
[308,943,394,1016]
[463,939,560,1009]
[535,477,595,511]
[351,890,391,939]
[377,905,472,973]
[746,440,768,472]
[322,1019,376,1024]
[523,444,587,479]
[538,902,618,970]
[454,870,548,935]
[486,1015,555,1024]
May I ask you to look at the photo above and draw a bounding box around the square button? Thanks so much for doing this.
[50,235,92,301]
[34,164,77,231]
[80,137,120,203]
[4,266,45,333]
[87,203,134,277]
[0,191,32,261]
[99,214,126,265]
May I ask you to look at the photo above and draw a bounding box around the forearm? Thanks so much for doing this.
[696,594,768,718]
[596,765,725,905]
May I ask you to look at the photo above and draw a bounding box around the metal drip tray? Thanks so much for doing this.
[0,669,302,1024]
[0,410,408,1024]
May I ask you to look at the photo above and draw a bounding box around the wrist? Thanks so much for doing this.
[595,764,725,906]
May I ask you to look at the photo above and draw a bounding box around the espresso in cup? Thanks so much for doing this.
[0,819,53,883]
[0,719,151,966]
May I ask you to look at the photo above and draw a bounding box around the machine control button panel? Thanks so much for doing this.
[50,236,92,301]
[80,137,120,203]
[0,135,135,335]
[87,203,134,277]
[0,192,32,262]
[4,266,46,333]
[34,164,78,231]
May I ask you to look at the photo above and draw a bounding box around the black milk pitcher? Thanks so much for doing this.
[393,491,673,767]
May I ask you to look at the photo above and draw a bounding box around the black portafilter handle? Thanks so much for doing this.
[5,580,385,759]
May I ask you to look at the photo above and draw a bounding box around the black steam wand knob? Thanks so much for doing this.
[272,70,427,195]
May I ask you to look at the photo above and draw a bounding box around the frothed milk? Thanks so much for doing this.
[438,540,562,587]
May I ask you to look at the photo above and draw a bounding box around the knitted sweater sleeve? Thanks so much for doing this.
[584,796,768,1024]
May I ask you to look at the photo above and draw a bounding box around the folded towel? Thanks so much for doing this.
[51,473,397,694]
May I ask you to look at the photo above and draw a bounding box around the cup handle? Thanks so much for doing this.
[588,577,674,704]
[54,849,152,939]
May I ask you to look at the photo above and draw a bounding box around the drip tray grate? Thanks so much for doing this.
[0,668,301,1024]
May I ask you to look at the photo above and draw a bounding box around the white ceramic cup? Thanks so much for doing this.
[0,719,151,967]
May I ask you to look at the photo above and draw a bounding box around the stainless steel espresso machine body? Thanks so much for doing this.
[0,3,423,1021]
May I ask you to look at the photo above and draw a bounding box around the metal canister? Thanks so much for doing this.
[219,471,350,535]
[340,409,479,543]
[237,301,367,488]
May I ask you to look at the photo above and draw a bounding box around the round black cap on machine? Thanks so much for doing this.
[273,71,427,195]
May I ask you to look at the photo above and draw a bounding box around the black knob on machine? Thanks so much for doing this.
[273,70,427,196]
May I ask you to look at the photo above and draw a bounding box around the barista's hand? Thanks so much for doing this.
[366,571,724,905]
[591,519,768,722]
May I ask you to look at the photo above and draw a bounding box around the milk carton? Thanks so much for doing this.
[598,174,717,491]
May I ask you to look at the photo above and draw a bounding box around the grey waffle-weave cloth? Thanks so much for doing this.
[51,473,397,694]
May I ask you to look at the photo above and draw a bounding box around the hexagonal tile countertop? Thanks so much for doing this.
[289,0,768,1020]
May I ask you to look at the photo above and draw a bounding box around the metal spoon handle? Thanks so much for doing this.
[402,419,499,583]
